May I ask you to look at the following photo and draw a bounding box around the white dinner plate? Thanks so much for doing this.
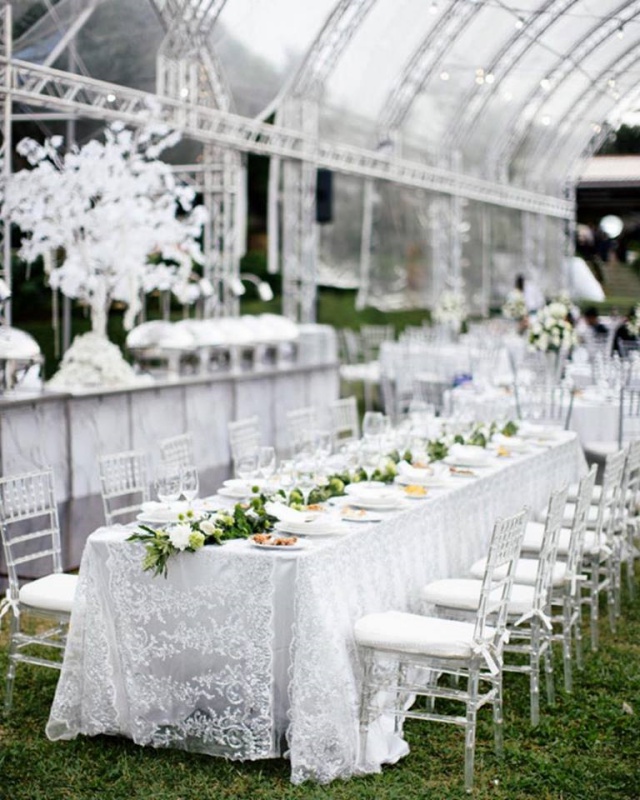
[218,486,252,499]
[443,455,492,469]
[491,435,530,452]
[136,513,174,526]
[395,474,451,488]
[340,508,383,523]
[250,539,307,551]
[347,496,402,511]
[344,481,386,495]
[274,521,345,536]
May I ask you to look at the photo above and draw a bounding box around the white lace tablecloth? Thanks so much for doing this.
[47,435,584,784]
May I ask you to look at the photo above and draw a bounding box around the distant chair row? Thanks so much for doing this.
[228,396,360,464]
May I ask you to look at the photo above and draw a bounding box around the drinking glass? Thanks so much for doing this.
[278,459,295,503]
[314,429,333,460]
[294,457,317,507]
[180,464,199,502]
[359,439,381,485]
[235,451,259,483]
[155,467,182,504]
[362,411,385,439]
[258,446,277,482]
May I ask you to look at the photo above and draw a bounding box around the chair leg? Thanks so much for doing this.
[4,618,18,716]
[393,660,407,737]
[358,649,375,767]
[464,669,480,793]
[589,561,599,651]
[625,549,635,599]
[561,599,573,693]
[492,673,504,759]
[543,638,555,708]
[606,561,617,633]
[529,625,540,727]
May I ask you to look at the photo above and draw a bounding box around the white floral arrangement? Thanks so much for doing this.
[432,290,468,327]
[528,300,577,353]
[128,499,274,577]
[625,304,640,336]
[501,289,527,320]
[47,332,143,390]
[5,123,207,338]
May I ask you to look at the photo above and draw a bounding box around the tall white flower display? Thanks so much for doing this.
[4,123,207,388]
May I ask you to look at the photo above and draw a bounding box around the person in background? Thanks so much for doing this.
[515,274,544,314]
[576,306,609,346]
[612,306,639,356]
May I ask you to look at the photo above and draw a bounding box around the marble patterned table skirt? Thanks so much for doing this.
[0,361,339,571]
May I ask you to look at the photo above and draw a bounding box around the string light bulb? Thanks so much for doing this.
[617,24,625,38]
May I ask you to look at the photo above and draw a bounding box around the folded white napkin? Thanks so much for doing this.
[139,501,189,521]
[396,461,433,483]
[265,501,317,523]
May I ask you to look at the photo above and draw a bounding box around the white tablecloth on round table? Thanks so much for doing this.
[47,435,585,784]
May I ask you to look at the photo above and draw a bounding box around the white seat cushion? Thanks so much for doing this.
[567,482,602,504]
[421,578,535,617]
[583,441,619,460]
[522,520,602,557]
[354,610,495,659]
[538,501,608,529]
[19,573,77,614]
[469,557,567,587]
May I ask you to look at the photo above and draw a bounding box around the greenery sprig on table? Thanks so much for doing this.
[127,494,276,578]
[128,419,520,577]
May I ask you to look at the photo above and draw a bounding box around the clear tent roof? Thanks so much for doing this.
[12,0,640,189]
[7,0,640,312]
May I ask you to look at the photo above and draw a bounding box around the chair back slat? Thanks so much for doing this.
[475,507,528,645]
[532,485,569,609]
[228,416,261,462]
[597,449,627,545]
[159,432,195,470]
[0,468,62,589]
[566,465,598,582]
[99,450,149,526]
[286,406,317,453]
[329,396,360,446]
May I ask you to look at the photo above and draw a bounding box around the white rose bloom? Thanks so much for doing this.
[199,519,217,536]
[168,523,193,551]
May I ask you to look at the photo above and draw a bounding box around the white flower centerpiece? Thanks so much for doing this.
[501,288,527,321]
[528,298,577,382]
[4,123,207,390]
[432,288,468,335]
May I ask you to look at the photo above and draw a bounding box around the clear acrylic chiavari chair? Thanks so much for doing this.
[98,450,150,526]
[0,468,77,714]
[159,432,195,471]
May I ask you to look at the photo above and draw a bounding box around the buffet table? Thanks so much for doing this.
[46,434,584,784]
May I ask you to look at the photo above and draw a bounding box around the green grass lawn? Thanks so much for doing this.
[1,582,640,800]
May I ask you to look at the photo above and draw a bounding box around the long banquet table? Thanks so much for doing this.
[46,433,585,784]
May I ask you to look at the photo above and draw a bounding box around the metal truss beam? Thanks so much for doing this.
[274,0,377,320]
[287,0,377,99]
[1,0,11,325]
[489,1,640,181]
[377,0,480,141]
[528,41,640,187]
[1,58,572,218]
[150,0,228,39]
[449,0,580,152]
